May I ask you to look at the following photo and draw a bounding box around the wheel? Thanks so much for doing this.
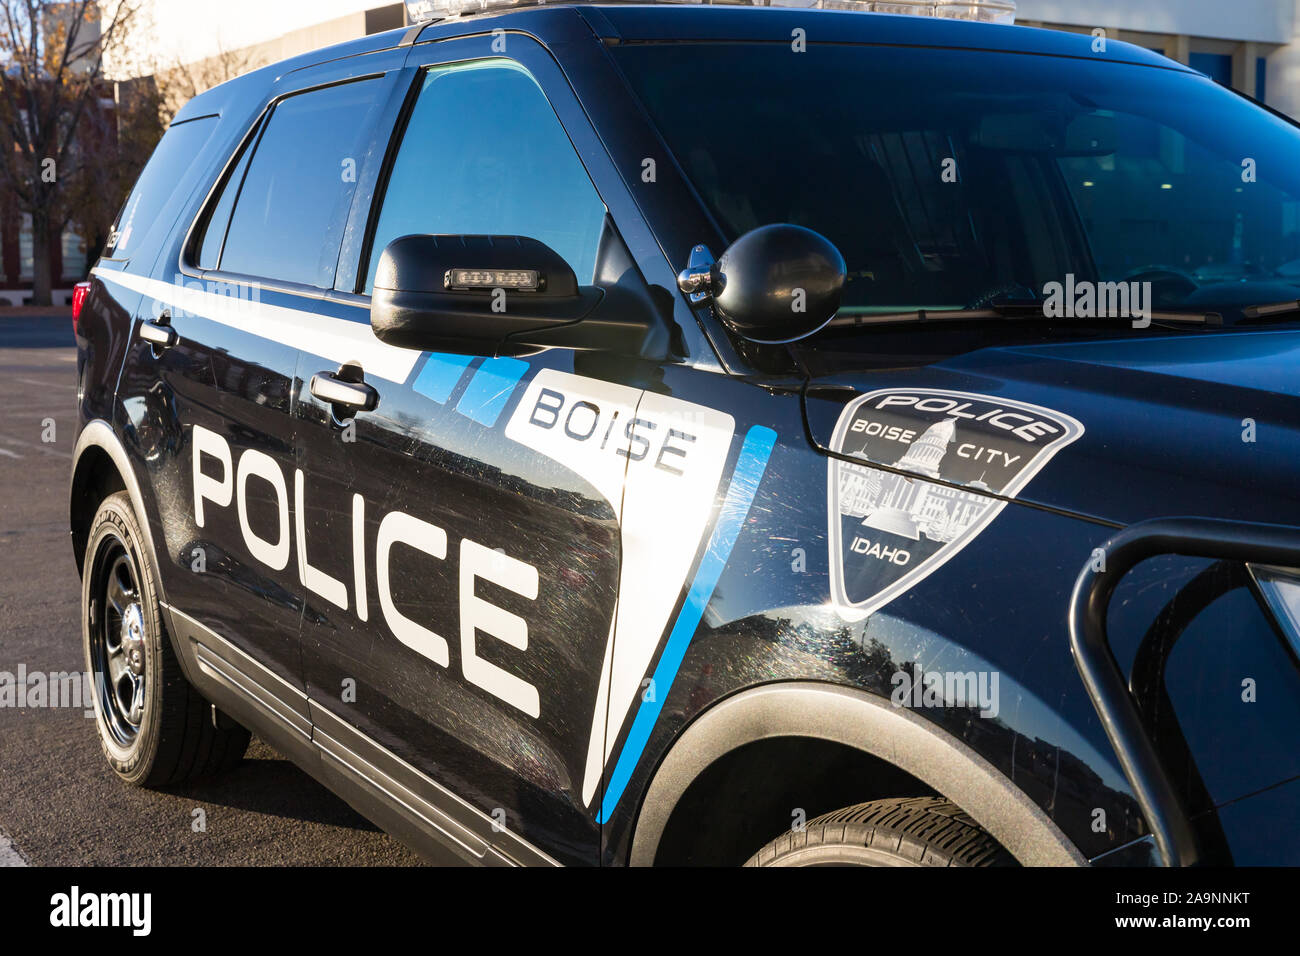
[744,797,1015,867]
[82,491,249,786]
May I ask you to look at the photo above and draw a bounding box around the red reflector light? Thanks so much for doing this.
[71,281,91,331]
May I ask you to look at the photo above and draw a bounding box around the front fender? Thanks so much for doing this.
[630,681,1088,866]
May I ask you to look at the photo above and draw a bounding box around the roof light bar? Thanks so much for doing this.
[405,0,1015,25]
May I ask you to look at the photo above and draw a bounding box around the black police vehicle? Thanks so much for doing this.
[70,0,1300,866]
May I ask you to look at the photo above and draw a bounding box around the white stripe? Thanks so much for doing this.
[0,448,20,459]
[92,269,420,384]
[600,392,734,788]
[504,371,641,805]
[504,370,735,806]
[0,830,27,867]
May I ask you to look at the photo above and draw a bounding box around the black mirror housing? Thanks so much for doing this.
[370,234,602,354]
[709,224,846,344]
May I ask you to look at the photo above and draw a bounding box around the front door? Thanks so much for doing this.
[294,51,628,865]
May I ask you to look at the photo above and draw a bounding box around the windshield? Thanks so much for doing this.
[613,42,1300,330]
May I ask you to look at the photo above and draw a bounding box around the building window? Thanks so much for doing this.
[1257,57,1268,103]
[1189,52,1233,87]
[19,214,33,281]
[61,228,87,281]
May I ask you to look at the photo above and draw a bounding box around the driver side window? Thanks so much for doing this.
[363,59,608,293]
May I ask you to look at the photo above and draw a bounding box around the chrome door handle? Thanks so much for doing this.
[310,372,378,411]
[139,316,177,349]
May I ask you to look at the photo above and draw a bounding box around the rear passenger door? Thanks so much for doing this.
[121,66,397,694]
[293,45,632,866]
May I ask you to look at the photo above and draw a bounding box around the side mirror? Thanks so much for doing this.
[370,234,602,354]
[679,223,846,344]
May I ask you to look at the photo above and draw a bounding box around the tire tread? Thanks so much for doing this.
[745,796,1015,867]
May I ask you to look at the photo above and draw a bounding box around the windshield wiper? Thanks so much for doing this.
[1241,300,1300,322]
[825,302,1223,329]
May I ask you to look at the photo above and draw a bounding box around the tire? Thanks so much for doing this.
[744,797,1016,867]
[82,491,250,786]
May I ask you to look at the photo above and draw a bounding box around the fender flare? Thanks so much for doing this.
[629,681,1088,867]
[71,419,166,598]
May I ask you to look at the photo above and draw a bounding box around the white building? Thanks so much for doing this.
[103,1,408,83]
[105,1,1300,115]
[1017,0,1300,116]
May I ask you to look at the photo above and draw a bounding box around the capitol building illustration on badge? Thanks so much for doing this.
[839,417,994,543]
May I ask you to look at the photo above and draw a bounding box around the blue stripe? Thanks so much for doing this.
[412,353,474,404]
[456,356,528,427]
[596,425,778,824]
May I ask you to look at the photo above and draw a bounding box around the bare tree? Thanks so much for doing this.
[68,67,163,263]
[0,0,138,304]
[157,44,263,125]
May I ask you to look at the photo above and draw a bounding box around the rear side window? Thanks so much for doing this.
[196,129,257,271]
[108,116,219,260]
[363,59,607,292]
[214,78,383,288]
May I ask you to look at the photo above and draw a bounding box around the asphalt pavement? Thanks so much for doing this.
[0,314,421,866]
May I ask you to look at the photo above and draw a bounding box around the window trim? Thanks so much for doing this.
[352,54,610,297]
[451,30,718,369]
[181,28,716,367]
[178,73,391,298]
[189,111,269,273]
[345,65,424,296]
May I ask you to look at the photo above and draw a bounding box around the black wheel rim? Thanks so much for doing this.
[89,533,147,747]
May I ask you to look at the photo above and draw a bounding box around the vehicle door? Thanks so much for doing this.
[292,39,664,866]
[115,69,394,693]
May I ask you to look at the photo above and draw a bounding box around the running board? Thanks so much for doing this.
[163,604,559,867]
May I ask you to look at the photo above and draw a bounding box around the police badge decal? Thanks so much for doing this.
[827,388,1084,618]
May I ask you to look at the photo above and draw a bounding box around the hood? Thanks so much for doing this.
[803,329,1300,529]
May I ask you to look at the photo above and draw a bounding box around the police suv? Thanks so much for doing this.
[70,0,1300,866]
